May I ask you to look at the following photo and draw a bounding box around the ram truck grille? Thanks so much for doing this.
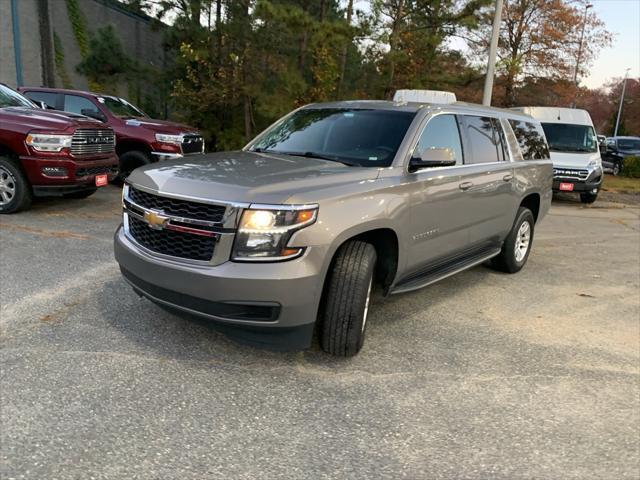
[553,168,589,180]
[71,129,115,156]
[181,134,204,155]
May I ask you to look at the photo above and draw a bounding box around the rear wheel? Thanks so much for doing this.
[320,241,377,357]
[0,157,32,214]
[490,207,535,273]
[580,192,598,204]
[115,150,151,183]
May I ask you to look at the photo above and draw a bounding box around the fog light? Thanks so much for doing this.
[41,166,68,177]
[591,188,598,194]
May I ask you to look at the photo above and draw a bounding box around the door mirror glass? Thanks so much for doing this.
[410,147,457,170]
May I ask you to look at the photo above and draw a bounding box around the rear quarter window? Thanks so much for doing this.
[508,119,550,160]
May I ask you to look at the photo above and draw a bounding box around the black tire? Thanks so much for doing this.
[0,156,32,214]
[63,188,97,199]
[612,162,621,176]
[490,207,535,274]
[580,192,598,204]
[116,150,151,183]
[320,241,377,357]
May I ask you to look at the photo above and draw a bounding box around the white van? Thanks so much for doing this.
[514,107,602,203]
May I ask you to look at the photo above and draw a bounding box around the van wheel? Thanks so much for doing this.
[116,150,151,183]
[490,207,534,273]
[580,192,598,204]
[0,157,32,214]
[320,241,377,357]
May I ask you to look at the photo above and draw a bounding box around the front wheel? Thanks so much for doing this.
[115,150,151,184]
[612,162,621,176]
[320,241,377,357]
[0,157,32,214]
[490,207,535,273]
[580,192,598,204]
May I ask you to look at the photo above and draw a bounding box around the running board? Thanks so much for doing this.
[390,247,502,295]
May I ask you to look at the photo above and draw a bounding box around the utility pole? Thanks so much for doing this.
[482,0,504,106]
[614,68,631,137]
[572,3,592,107]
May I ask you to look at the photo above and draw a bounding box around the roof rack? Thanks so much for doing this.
[393,90,457,105]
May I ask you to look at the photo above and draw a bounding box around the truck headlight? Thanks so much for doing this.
[26,133,73,152]
[232,206,318,261]
[155,133,184,145]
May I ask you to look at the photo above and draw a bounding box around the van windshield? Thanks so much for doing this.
[249,108,416,167]
[541,123,597,153]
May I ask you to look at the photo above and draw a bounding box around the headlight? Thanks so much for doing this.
[25,133,73,152]
[232,206,318,261]
[588,158,602,167]
[155,133,184,145]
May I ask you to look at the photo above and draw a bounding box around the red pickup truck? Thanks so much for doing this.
[19,87,204,181]
[0,84,118,213]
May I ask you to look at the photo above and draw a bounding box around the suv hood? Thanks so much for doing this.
[121,117,199,135]
[0,106,102,131]
[128,151,379,205]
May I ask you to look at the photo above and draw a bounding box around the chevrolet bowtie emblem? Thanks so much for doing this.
[143,210,169,229]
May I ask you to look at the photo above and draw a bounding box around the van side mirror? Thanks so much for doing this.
[409,147,457,171]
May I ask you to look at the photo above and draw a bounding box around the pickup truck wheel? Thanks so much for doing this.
[0,157,32,214]
[580,192,598,204]
[320,241,377,357]
[116,150,151,183]
[612,162,621,176]
[490,207,534,274]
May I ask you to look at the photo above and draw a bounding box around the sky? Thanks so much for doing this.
[583,0,640,89]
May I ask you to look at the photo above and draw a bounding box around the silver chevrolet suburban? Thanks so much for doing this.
[114,90,553,356]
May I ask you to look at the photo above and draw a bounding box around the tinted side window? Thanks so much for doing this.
[415,114,464,165]
[461,116,501,164]
[64,95,100,117]
[508,119,550,160]
[24,91,59,108]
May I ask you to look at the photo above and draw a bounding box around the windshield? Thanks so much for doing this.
[0,84,36,108]
[618,139,640,151]
[100,96,147,118]
[249,108,416,167]
[541,123,597,153]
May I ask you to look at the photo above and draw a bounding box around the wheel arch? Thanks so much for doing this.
[520,192,541,223]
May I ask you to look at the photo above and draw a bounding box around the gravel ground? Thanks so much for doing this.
[1,186,639,480]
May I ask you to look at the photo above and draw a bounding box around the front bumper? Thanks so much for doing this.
[552,165,603,193]
[114,226,325,349]
[20,153,119,194]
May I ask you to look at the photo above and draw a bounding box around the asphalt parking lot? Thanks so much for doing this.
[1,186,639,479]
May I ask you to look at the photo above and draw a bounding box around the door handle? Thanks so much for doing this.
[459,181,474,191]
[503,174,514,182]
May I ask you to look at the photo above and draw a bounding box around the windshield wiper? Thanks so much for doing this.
[275,150,357,166]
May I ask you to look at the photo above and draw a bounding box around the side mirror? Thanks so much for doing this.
[409,147,457,171]
[32,100,48,110]
[81,109,107,122]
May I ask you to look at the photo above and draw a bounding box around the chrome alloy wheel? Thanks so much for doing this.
[361,276,373,333]
[0,167,16,206]
[514,220,531,263]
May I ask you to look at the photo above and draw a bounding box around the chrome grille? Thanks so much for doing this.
[553,168,589,180]
[181,134,204,155]
[71,129,115,156]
